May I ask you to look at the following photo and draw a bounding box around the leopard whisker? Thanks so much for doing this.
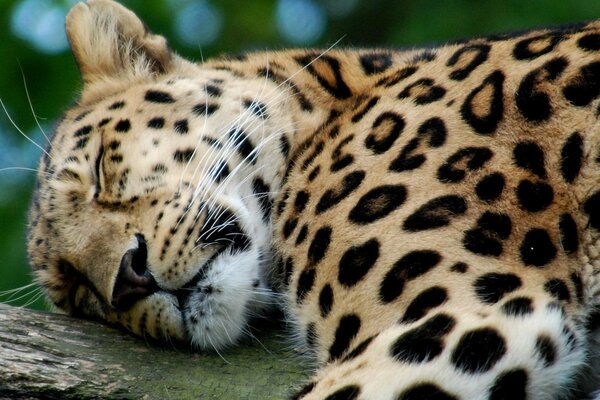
[0,98,54,162]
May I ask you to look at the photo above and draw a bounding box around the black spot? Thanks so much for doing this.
[243,99,268,119]
[411,50,436,62]
[475,173,505,201]
[474,273,521,304]
[535,335,557,367]
[228,128,257,164]
[294,191,310,213]
[307,226,332,266]
[202,136,222,149]
[544,279,571,302]
[295,225,308,246]
[489,369,528,400]
[300,140,325,172]
[114,119,131,133]
[398,78,446,105]
[329,314,361,360]
[447,44,491,81]
[295,54,352,99]
[520,228,557,267]
[319,284,333,318]
[308,166,320,182]
[283,257,294,286]
[398,384,457,400]
[283,218,298,239]
[305,322,317,348]
[559,213,579,254]
[98,118,111,127]
[360,53,393,75]
[450,262,468,273]
[108,101,125,110]
[365,112,405,154]
[324,385,360,400]
[451,327,506,373]
[379,250,442,303]
[516,180,554,212]
[330,134,354,172]
[463,211,512,257]
[418,117,447,147]
[351,96,380,123]
[74,110,90,121]
[513,142,546,179]
[501,297,534,317]
[173,148,195,163]
[342,335,375,362]
[348,184,407,224]
[290,382,316,400]
[147,117,165,129]
[437,147,493,183]
[74,137,89,150]
[390,138,423,172]
[296,267,316,304]
[560,132,583,183]
[391,313,455,364]
[204,84,222,97]
[516,57,568,122]
[584,191,600,230]
[276,188,290,216]
[274,138,288,163]
[252,177,272,222]
[563,61,600,106]
[73,125,92,137]
[513,34,562,60]
[460,70,505,135]
[389,118,447,172]
[209,160,230,183]
[578,33,600,51]
[316,170,366,214]
[192,103,219,116]
[403,195,467,232]
[145,90,175,103]
[338,239,380,287]
[376,66,418,87]
[400,287,448,323]
[569,274,584,307]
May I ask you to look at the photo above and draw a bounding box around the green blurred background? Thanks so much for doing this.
[1,0,599,311]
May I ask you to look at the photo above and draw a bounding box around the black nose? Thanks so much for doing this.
[112,234,158,309]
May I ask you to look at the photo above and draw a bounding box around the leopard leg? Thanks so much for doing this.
[291,295,587,400]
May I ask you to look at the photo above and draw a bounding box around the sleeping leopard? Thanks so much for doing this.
[27,0,600,398]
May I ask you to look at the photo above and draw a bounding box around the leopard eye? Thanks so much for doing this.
[93,146,105,198]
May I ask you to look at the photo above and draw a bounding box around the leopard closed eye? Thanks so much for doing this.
[27,0,600,398]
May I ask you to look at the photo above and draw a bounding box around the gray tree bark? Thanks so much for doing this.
[0,303,309,399]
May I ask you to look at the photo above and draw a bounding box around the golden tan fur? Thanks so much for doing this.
[27,1,600,398]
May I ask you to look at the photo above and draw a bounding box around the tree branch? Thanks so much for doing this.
[0,303,308,399]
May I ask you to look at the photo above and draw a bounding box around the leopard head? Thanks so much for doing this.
[27,0,292,349]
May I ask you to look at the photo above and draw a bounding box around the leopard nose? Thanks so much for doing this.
[112,234,158,309]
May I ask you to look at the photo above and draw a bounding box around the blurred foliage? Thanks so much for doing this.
[1,0,600,310]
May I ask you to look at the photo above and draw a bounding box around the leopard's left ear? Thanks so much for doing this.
[66,0,180,87]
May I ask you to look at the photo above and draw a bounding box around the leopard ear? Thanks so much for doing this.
[66,0,174,85]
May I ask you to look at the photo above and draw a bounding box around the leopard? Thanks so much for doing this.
[25,0,600,398]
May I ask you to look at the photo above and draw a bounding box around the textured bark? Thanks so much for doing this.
[0,303,309,399]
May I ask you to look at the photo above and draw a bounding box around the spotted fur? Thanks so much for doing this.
[27,1,600,398]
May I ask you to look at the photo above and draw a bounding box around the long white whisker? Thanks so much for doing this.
[20,63,51,146]
[0,98,54,162]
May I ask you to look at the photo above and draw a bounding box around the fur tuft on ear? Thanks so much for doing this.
[66,0,183,101]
